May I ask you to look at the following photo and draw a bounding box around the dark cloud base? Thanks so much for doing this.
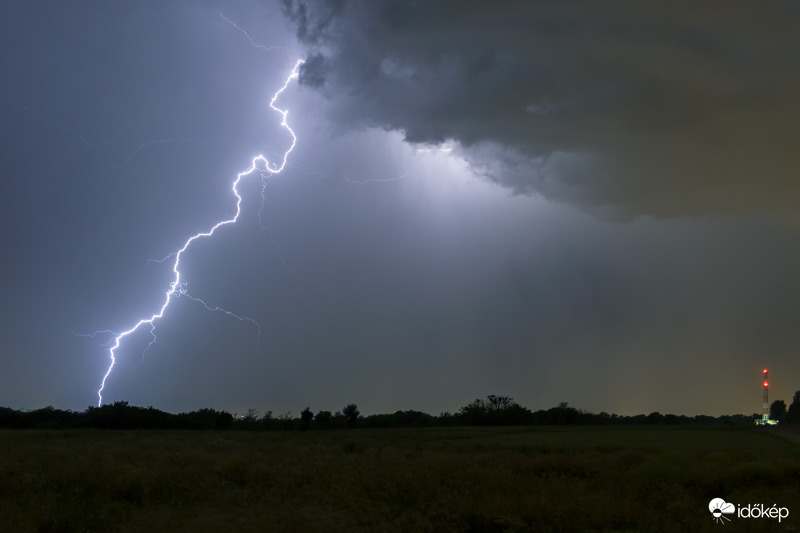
[282,0,800,221]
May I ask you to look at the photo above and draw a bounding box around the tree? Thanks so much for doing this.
[486,395,514,411]
[275,411,294,430]
[541,402,580,425]
[315,410,333,428]
[770,400,787,422]
[458,399,488,425]
[235,408,260,430]
[457,395,532,425]
[215,411,233,430]
[259,410,274,430]
[786,391,800,424]
[342,403,360,428]
[300,407,313,430]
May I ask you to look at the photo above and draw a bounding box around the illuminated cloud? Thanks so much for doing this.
[281,1,800,222]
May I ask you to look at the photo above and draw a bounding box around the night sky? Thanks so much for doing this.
[2,1,799,417]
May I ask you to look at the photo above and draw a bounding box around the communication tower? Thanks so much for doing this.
[762,369,769,423]
[756,368,778,425]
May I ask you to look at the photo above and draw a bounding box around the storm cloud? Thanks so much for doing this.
[282,1,800,221]
[2,1,800,418]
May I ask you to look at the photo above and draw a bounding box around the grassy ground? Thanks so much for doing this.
[1,426,799,532]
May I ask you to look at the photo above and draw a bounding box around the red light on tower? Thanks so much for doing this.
[764,380,769,387]
[763,369,768,374]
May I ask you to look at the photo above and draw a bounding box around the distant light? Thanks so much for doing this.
[763,369,768,373]
[764,381,769,387]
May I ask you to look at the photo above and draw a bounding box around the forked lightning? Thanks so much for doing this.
[95,60,303,406]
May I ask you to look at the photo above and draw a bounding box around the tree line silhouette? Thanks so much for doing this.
[0,391,800,431]
[2,393,799,430]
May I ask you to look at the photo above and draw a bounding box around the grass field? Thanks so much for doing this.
[1,426,799,532]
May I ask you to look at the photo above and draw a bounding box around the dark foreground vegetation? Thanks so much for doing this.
[5,392,800,430]
[2,426,799,532]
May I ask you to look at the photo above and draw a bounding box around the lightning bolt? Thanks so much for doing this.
[113,136,228,169]
[219,12,301,290]
[257,188,303,292]
[176,284,262,347]
[343,172,407,185]
[219,14,288,55]
[2,94,227,169]
[95,59,304,406]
